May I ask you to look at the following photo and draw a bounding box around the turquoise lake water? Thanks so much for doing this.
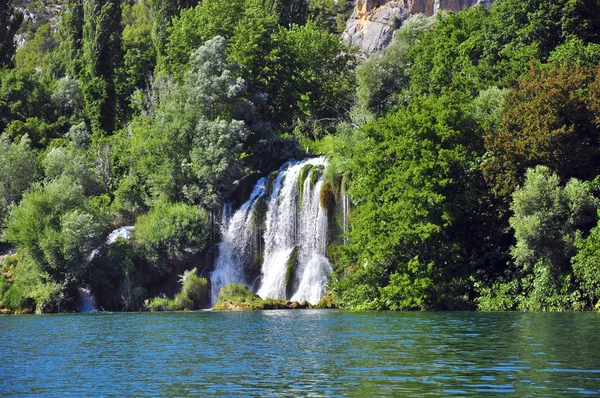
[1,310,599,396]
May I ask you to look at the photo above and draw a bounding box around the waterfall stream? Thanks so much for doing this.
[210,158,332,305]
[78,287,98,313]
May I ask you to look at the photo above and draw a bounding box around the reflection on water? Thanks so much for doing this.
[1,311,600,396]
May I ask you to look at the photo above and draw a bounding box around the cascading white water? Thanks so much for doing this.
[78,287,98,313]
[210,157,332,305]
[290,179,330,304]
[210,178,266,304]
[341,191,350,245]
[107,226,134,244]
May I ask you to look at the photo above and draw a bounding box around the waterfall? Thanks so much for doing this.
[289,179,330,304]
[107,226,134,244]
[210,178,267,304]
[89,225,134,262]
[78,287,98,313]
[210,157,332,305]
[341,191,350,245]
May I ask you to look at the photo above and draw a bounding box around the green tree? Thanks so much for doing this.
[573,220,600,309]
[0,68,57,145]
[230,19,355,135]
[273,21,355,136]
[14,23,58,70]
[120,0,156,104]
[0,135,38,226]
[409,0,600,97]
[45,0,85,78]
[510,166,597,273]
[122,36,262,209]
[265,0,309,27]
[331,93,502,310]
[81,0,123,134]
[356,14,436,116]
[483,63,600,196]
[149,0,197,72]
[548,38,600,67]
[133,199,210,270]
[164,0,246,78]
[409,6,493,97]
[504,166,597,310]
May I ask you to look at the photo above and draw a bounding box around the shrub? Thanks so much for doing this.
[216,283,254,303]
[475,278,520,311]
[133,199,210,267]
[0,274,8,302]
[174,293,193,310]
[180,268,210,309]
[147,297,181,311]
[319,181,335,210]
[1,282,29,311]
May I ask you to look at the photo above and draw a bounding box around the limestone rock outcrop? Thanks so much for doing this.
[343,0,494,54]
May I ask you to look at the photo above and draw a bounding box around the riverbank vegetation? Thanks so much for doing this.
[1,0,600,313]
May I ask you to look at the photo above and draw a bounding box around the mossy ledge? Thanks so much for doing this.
[213,283,335,310]
[285,247,298,297]
[297,164,313,204]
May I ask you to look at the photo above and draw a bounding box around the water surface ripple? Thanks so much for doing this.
[1,311,599,396]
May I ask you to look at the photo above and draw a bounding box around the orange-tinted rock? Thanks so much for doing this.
[343,0,494,54]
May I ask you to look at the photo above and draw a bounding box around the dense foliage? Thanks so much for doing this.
[2,0,600,313]
[326,0,600,311]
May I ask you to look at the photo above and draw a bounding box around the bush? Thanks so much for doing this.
[147,297,181,311]
[133,199,211,268]
[0,274,8,302]
[1,282,29,312]
[146,294,193,312]
[216,283,254,303]
[573,226,600,308]
[475,278,520,311]
[180,268,210,309]
[174,293,193,310]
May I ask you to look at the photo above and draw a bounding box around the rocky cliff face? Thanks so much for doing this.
[343,0,494,54]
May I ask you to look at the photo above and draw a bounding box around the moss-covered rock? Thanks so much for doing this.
[316,295,336,309]
[285,247,299,298]
[246,247,264,285]
[212,283,320,310]
[297,164,313,204]
[251,196,268,232]
[231,172,263,209]
[214,283,255,308]
[266,170,280,197]
[341,172,350,195]
[320,181,335,210]
[309,165,324,187]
